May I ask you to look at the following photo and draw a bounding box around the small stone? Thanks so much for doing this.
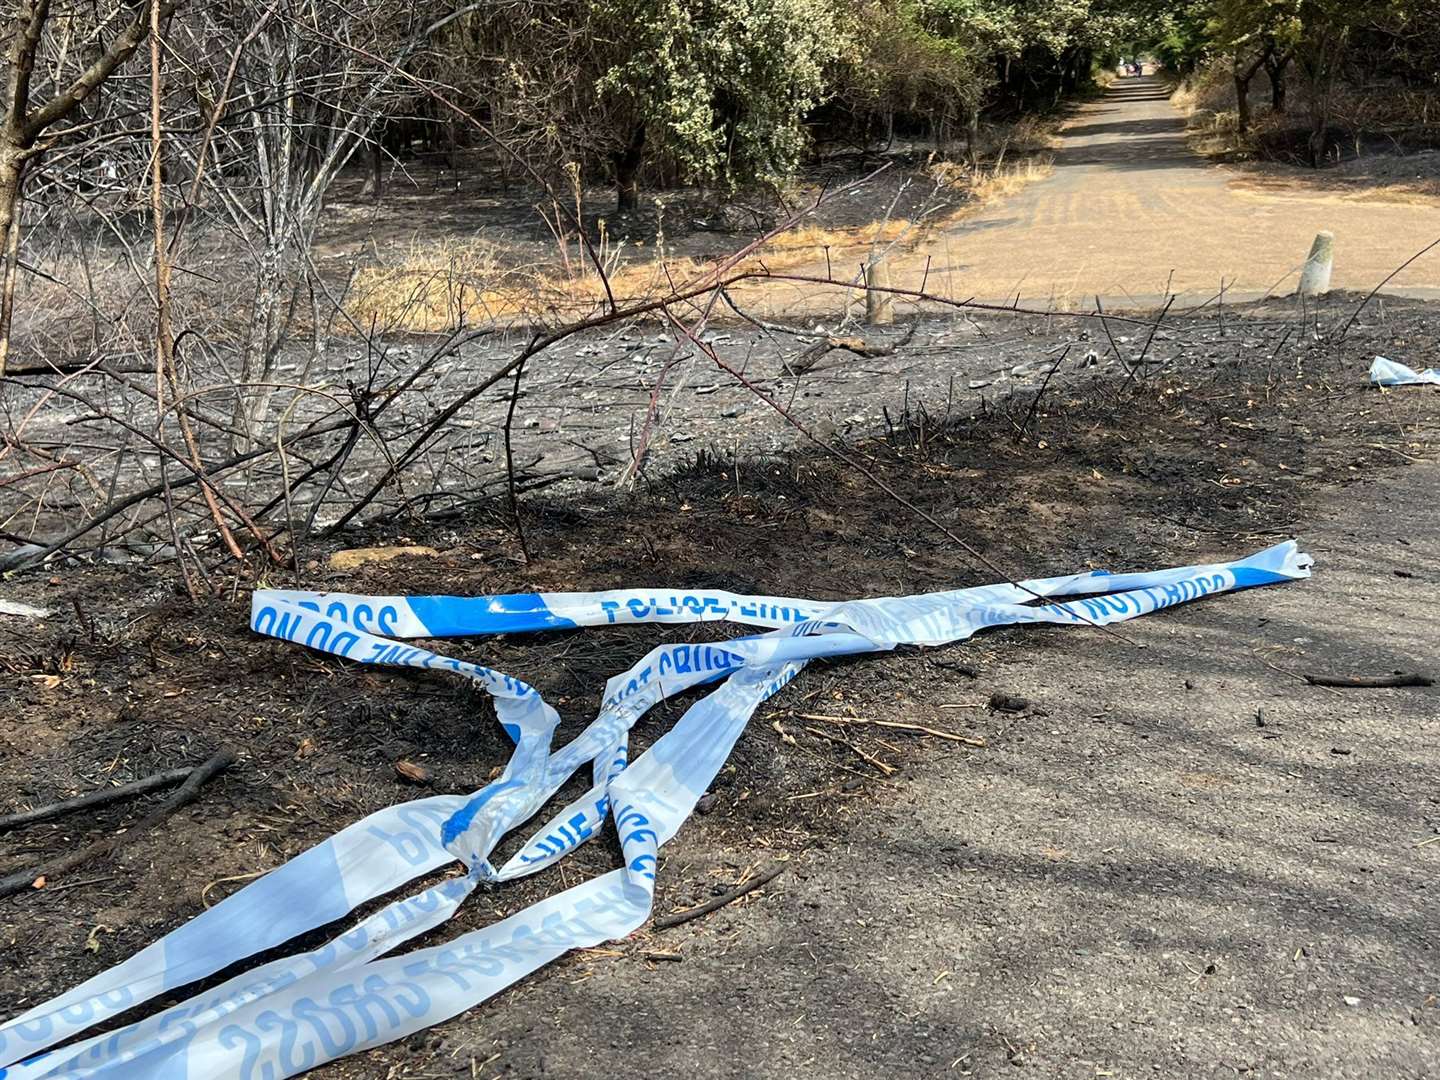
[695,793,719,815]
[988,692,1029,713]
[1343,995,1361,1006]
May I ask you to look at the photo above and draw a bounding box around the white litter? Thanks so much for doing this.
[1370,356,1440,387]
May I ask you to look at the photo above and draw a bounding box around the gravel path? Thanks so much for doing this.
[876,76,1440,309]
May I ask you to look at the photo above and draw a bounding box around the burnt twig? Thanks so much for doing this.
[0,766,194,833]
[1018,346,1068,438]
[1303,672,1433,689]
[1337,235,1440,341]
[653,863,787,930]
[502,355,531,562]
[0,749,236,899]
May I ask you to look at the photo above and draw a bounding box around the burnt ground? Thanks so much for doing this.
[1,295,1438,1079]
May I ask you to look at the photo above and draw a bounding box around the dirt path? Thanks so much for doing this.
[482,462,1440,1080]
[887,76,1440,309]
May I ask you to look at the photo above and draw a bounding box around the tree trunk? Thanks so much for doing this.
[1305,67,1331,167]
[1234,70,1253,133]
[1303,32,1339,168]
[614,123,645,212]
[1308,108,1328,167]
[0,148,26,378]
[1264,52,1291,114]
[1232,51,1265,135]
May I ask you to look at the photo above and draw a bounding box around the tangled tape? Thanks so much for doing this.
[1,541,1311,1078]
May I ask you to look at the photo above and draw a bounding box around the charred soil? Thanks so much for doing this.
[2,296,1438,1078]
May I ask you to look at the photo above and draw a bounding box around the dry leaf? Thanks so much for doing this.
[394,760,432,785]
[84,924,115,954]
[294,736,317,760]
[30,674,61,689]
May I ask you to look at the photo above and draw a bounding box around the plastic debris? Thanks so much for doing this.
[0,599,50,619]
[0,541,1312,1079]
[1370,356,1440,387]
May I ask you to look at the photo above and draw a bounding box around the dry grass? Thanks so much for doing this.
[346,151,1056,332]
[346,219,935,330]
[930,157,1055,203]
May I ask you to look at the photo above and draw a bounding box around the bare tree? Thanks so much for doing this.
[0,0,181,376]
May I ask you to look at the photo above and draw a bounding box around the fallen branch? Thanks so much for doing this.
[0,765,194,833]
[653,863,787,930]
[0,749,236,899]
[787,324,917,375]
[1303,672,1433,689]
[0,416,353,575]
[803,725,897,776]
[794,712,986,747]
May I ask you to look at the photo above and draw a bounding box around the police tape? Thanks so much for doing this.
[1371,356,1440,387]
[0,541,1313,1079]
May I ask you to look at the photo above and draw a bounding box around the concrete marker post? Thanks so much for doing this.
[1298,231,1334,297]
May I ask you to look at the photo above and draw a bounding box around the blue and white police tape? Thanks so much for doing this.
[1370,356,1440,387]
[0,541,1312,1080]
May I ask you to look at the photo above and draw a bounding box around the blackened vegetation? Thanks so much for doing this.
[2,302,1436,1041]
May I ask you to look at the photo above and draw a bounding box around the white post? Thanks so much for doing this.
[1298,231,1334,297]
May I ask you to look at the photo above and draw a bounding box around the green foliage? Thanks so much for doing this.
[837,0,1144,131]
[440,0,1432,195]
[1147,4,1215,73]
[835,2,990,121]
[593,0,848,185]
